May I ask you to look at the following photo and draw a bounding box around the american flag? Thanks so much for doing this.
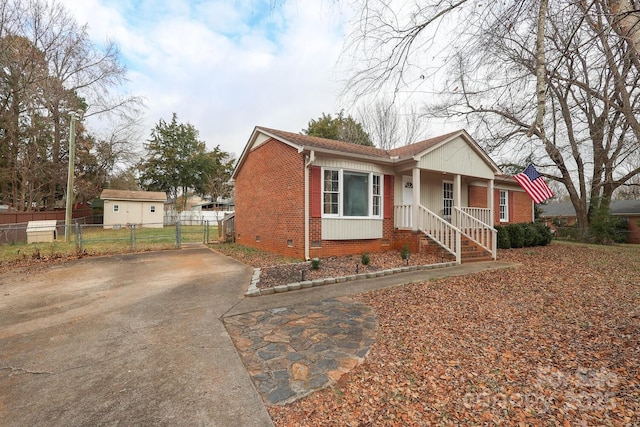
[514,164,554,204]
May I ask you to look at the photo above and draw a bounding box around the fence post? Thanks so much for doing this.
[204,220,209,244]
[74,223,80,251]
[79,224,84,253]
[130,224,136,251]
[176,221,181,249]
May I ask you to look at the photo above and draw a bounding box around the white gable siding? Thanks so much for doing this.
[314,158,393,175]
[251,133,271,151]
[417,136,495,179]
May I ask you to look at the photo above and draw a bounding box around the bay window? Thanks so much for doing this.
[322,168,383,218]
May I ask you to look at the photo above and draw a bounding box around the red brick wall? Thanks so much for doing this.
[392,229,421,253]
[628,216,640,244]
[468,185,533,224]
[236,142,398,260]
[468,185,488,209]
[308,235,393,258]
[509,191,533,223]
[234,139,306,258]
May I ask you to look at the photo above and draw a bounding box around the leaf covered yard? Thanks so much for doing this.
[269,243,640,426]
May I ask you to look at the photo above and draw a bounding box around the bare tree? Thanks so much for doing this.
[341,0,640,240]
[357,100,425,149]
[0,0,142,210]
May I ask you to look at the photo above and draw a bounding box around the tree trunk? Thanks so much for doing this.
[609,0,640,57]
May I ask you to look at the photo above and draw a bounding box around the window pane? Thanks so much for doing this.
[343,172,368,216]
[443,182,453,218]
[324,193,338,214]
[372,175,381,216]
[323,169,339,214]
[499,190,508,221]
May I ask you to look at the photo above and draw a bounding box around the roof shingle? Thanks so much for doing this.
[258,127,390,159]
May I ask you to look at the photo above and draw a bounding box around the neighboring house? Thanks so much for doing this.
[539,200,640,244]
[232,127,534,263]
[193,197,235,212]
[100,189,167,229]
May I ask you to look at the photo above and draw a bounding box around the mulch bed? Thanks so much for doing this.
[256,251,442,288]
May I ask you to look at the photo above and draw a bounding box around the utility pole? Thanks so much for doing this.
[64,113,78,242]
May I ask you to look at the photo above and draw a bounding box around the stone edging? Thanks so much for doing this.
[244,261,458,297]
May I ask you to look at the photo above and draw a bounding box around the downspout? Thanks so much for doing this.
[304,151,315,260]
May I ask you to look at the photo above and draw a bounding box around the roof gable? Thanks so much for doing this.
[388,131,460,158]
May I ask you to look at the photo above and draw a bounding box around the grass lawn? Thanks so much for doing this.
[268,241,640,426]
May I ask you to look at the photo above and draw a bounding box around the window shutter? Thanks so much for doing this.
[384,175,393,218]
[509,191,514,223]
[310,166,321,218]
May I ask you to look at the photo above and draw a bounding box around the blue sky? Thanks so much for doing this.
[60,0,353,158]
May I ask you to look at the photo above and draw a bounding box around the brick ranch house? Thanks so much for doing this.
[539,200,640,244]
[232,127,533,263]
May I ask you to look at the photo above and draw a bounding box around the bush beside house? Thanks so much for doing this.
[496,222,553,249]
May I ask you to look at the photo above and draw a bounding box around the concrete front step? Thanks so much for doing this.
[419,234,494,263]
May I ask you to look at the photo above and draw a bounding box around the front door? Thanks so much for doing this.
[403,176,413,205]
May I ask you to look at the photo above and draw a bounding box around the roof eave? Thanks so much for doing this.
[299,146,393,164]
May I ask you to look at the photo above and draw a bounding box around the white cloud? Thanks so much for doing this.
[60,0,352,157]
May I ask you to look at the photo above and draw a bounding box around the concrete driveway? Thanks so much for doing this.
[0,247,273,426]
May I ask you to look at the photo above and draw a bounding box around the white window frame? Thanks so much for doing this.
[150,205,156,213]
[113,204,119,213]
[321,168,383,219]
[499,190,509,222]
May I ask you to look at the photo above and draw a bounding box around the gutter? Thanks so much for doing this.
[304,151,315,260]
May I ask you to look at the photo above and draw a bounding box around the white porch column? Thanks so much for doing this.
[453,174,461,227]
[412,167,420,231]
[453,174,461,208]
[487,179,495,227]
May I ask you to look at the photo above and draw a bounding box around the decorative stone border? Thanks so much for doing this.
[244,261,458,297]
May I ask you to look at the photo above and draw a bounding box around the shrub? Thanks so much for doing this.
[400,245,410,260]
[523,223,540,247]
[534,222,553,246]
[361,252,370,266]
[507,223,525,248]
[588,209,628,244]
[311,257,321,270]
[496,225,511,249]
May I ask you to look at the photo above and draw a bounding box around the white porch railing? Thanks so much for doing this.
[453,207,497,259]
[417,205,461,263]
[459,207,492,225]
[394,204,413,229]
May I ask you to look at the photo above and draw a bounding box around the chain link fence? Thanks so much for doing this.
[0,220,214,259]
